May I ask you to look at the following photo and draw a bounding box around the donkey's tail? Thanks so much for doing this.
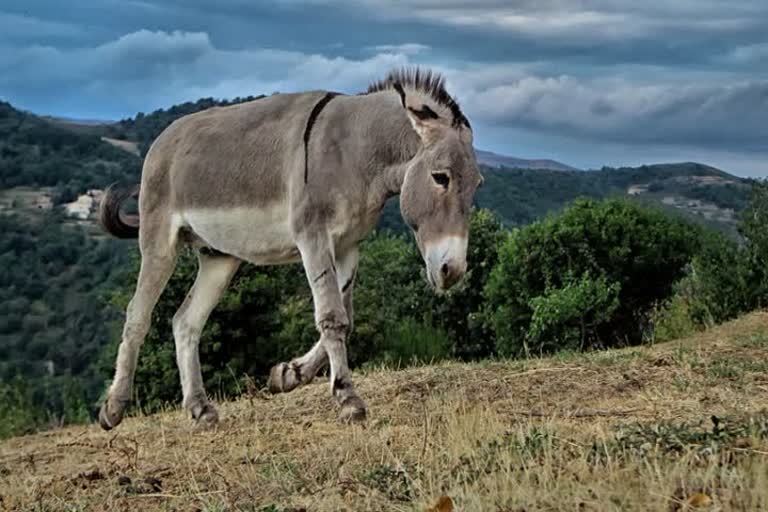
[99,183,140,239]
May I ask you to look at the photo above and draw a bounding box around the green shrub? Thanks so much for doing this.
[526,274,620,354]
[485,199,700,355]
[651,293,700,343]
[0,379,44,439]
[686,232,751,326]
[376,318,453,367]
[739,180,768,307]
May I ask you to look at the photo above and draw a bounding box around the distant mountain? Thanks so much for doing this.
[42,115,114,126]
[475,149,579,172]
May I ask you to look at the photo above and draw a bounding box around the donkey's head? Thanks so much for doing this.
[386,73,482,291]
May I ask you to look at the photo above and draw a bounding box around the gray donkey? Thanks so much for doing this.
[98,68,482,430]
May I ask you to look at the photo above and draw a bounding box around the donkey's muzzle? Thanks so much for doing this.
[424,235,468,291]
[440,262,464,290]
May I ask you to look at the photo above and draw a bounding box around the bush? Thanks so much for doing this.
[0,379,43,439]
[739,180,768,308]
[680,181,768,328]
[485,199,700,356]
[686,232,751,326]
[424,209,506,359]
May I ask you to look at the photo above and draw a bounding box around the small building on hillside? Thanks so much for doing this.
[63,189,103,220]
[34,195,53,211]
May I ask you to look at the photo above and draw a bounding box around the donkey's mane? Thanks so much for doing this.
[366,68,471,129]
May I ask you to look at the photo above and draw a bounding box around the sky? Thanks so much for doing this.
[1,1,767,176]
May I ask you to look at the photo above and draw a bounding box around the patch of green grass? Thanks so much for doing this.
[705,356,768,384]
[360,464,415,502]
[549,348,583,363]
[737,331,768,348]
[590,349,645,367]
[707,359,745,381]
[612,414,768,459]
[451,427,556,486]
[672,373,692,392]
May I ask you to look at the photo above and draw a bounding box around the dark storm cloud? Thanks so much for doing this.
[462,76,768,152]
[0,0,766,171]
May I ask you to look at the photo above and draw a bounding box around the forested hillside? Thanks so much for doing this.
[0,97,757,438]
[0,101,141,199]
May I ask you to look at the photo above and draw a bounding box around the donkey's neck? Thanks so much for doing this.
[355,91,421,199]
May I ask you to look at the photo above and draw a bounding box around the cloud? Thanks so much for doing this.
[0,12,84,43]
[726,43,768,65]
[279,0,768,44]
[459,74,768,151]
[366,43,430,55]
[2,28,765,153]
[1,2,766,170]
[0,30,411,117]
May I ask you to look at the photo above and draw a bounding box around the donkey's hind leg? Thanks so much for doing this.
[268,339,327,394]
[99,241,179,430]
[172,250,240,429]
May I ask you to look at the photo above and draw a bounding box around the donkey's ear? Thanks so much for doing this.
[394,82,445,145]
[404,104,445,145]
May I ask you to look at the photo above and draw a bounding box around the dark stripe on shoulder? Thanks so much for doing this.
[304,92,341,184]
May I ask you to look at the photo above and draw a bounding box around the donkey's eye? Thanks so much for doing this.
[432,172,450,189]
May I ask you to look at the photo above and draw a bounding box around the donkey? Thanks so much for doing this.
[98,68,482,430]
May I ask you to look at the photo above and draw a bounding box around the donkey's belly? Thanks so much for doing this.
[180,207,301,265]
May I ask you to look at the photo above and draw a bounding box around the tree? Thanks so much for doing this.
[740,180,768,308]
[484,199,700,356]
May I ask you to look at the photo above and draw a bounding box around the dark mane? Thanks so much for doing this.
[366,68,471,129]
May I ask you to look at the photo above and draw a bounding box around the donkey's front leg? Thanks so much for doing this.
[268,247,358,394]
[298,237,366,423]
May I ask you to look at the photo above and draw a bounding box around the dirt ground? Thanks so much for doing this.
[2,313,768,511]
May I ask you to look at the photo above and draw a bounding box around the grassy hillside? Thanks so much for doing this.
[1,312,767,511]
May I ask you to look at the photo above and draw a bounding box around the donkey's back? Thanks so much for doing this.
[134,91,331,264]
[144,91,329,213]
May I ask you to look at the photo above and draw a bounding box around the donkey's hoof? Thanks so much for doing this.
[193,403,219,431]
[267,362,302,394]
[338,397,367,424]
[98,399,128,431]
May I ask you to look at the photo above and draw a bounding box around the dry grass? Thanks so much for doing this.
[2,313,768,511]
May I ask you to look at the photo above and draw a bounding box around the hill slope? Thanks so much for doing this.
[2,313,767,511]
[475,149,578,171]
[0,101,141,192]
